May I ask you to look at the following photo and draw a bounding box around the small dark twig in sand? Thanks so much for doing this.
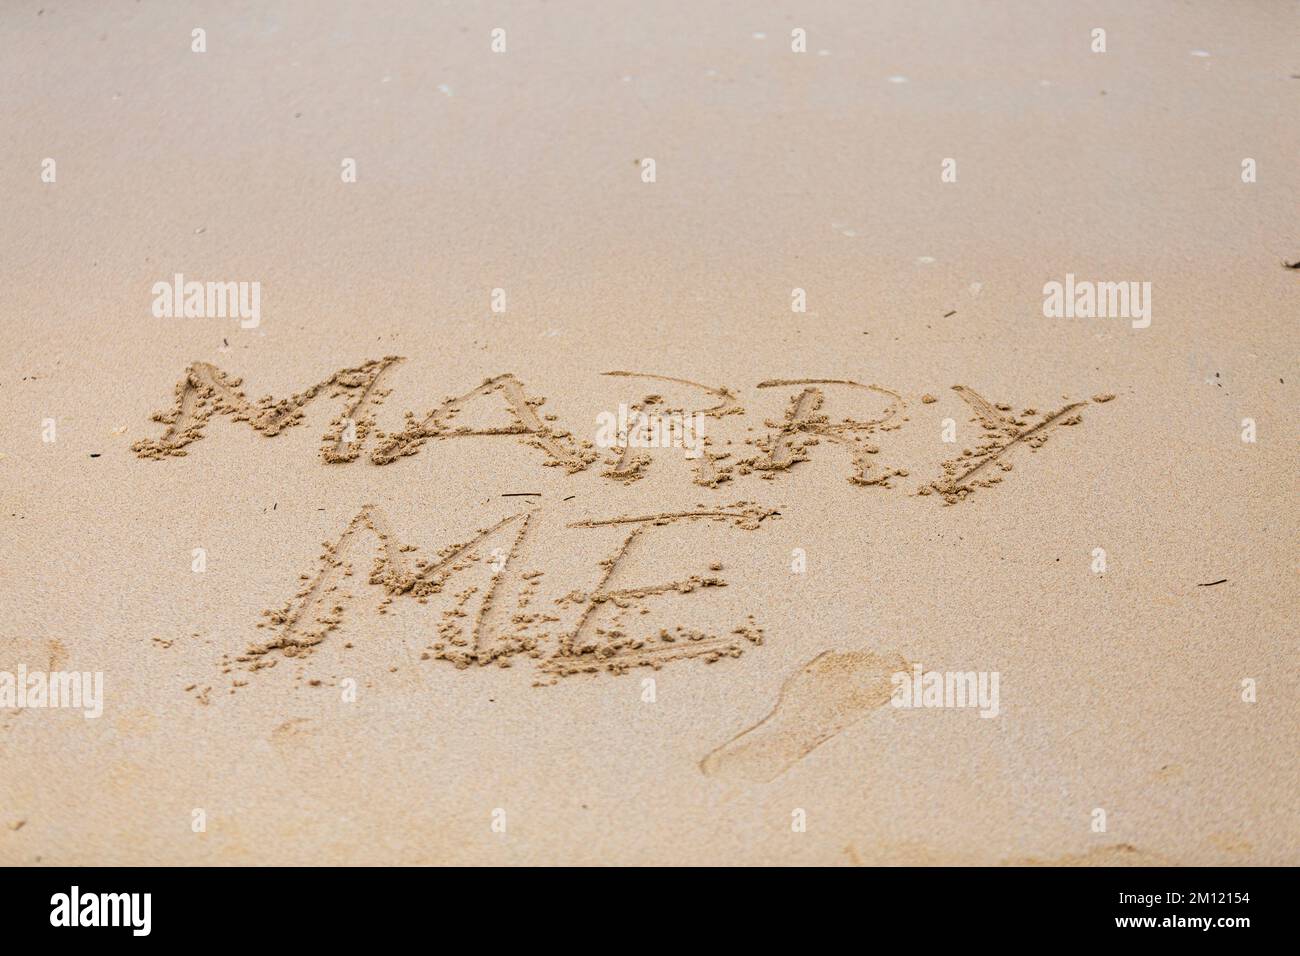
[501,492,541,497]
[943,310,956,317]
[1284,260,1300,270]
[1197,579,1228,587]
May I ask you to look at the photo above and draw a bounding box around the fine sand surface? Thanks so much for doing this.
[1,1,1296,865]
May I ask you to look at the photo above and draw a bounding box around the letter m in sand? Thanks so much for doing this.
[132,356,403,463]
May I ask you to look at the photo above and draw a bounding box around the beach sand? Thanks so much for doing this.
[0,0,1296,865]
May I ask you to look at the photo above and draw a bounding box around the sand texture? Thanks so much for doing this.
[1,1,1296,865]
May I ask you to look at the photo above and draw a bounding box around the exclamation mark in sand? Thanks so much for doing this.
[700,650,906,784]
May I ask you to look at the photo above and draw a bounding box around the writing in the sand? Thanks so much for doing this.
[216,503,773,693]
[131,359,1111,692]
[133,358,1108,504]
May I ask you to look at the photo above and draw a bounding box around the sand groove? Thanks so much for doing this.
[744,379,908,487]
[924,385,1101,503]
[132,362,1110,505]
[132,357,403,462]
[239,502,778,686]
